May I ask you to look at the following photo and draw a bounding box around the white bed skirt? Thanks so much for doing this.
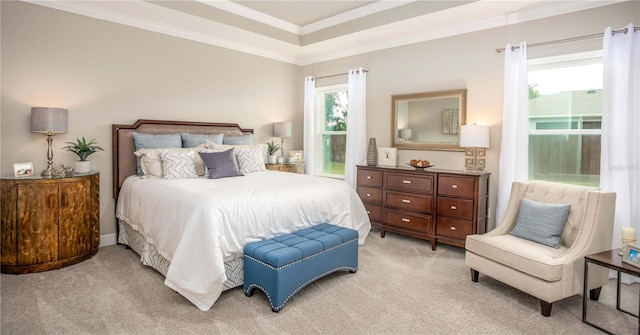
[117,219,244,291]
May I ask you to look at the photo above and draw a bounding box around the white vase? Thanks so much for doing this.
[74,161,91,174]
[267,155,278,164]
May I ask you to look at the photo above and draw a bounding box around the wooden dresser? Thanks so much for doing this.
[1,172,100,274]
[357,165,489,250]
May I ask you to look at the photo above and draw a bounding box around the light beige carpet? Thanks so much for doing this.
[1,231,637,335]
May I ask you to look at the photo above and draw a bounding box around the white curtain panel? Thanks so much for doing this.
[496,42,529,225]
[344,68,367,189]
[601,23,640,249]
[303,76,316,175]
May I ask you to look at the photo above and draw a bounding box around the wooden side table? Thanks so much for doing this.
[1,172,100,274]
[265,162,305,174]
[583,249,640,334]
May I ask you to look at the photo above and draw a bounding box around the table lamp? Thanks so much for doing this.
[460,123,489,171]
[273,121,291,159]
[31,107,68,177]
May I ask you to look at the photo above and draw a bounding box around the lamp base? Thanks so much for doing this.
[41,167,53,178]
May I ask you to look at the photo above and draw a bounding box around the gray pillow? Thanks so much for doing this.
[510,198,571,248]
[180,133,224,148]
[198,149,243,179]
[223,134,254,145]
[132,133,182,175]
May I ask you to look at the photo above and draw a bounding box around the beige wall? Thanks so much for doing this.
[303,1,639,229]
[1,1,638,240]
[0,2,302,238]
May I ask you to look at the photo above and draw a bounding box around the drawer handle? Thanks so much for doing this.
[402,199,411,203]
[366,193,372,197]
[366,210,371,214]
[401,218,411,222]
[450,205,457,210]
[402,180,412,184]
[367,176,373,179]
[452,184,458,189]
[450,226,456,231]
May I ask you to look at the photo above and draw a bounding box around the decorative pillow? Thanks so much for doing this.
[208,143,266,174]
[510,198,571,248]
[132,133,182,175]
[134,143,209,177]
[199,149,243,179]
[160,149,198,179]
[223,134,254,145]
[181,133,224,148]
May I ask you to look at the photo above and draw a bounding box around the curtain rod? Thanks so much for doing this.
[495,25,639,53]
[310,69,369,80]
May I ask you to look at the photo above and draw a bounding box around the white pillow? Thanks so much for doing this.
[160,149,198,179]
[208,142,266,174]
[134,143,210,177]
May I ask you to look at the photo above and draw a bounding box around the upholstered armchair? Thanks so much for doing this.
[465,180,616,316]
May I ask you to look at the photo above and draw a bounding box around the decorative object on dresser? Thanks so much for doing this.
[366,138,377,166]
[356,165,489,250]
[265,161,305,174]
[1,172,100,274]
[273,121,291,160]
[31,107,69,178]
[266,140,281,164]
[62,137,104,174]
[376,147,397,167]
[460,123,490,171]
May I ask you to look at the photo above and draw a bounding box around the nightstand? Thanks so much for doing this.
[1,172,100,274]
[265,162,305,174]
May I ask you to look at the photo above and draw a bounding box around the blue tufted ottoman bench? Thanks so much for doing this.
[243,223,359,312]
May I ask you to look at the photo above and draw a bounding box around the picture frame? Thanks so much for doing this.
[13,162,34,178]
[377,147,397,167]
[290,150,303,162]
[622,244,640,267]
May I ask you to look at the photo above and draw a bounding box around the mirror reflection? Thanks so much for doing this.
[392,89,466,151]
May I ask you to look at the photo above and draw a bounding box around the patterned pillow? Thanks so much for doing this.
[181,133,224,148]
[199,149,243,179]
[160,149,198,179]
[208,143,266,174]
[132,133,182,175]
[135,143,210,177]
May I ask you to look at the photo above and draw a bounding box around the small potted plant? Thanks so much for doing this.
[62,137,104,173]
[266,140,280,164]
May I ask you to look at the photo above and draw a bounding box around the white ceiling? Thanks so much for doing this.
[26,0,623,65]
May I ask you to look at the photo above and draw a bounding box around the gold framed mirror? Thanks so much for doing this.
[392,89,466,151]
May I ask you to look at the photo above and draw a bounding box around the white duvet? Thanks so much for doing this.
[115,171,371,311]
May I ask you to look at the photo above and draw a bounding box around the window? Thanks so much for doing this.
[528,51,603,186]
[314,84,348,178]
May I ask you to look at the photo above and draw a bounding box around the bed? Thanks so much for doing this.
[112,119,371,311]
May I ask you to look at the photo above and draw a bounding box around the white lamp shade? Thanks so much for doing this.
[273,121,292,138]
[460,124,490,148]
[400,128,412,139]
[31,107,68,134]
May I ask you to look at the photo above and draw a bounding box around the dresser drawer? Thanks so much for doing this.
[436,217,472,240]
[357,186,382,205]
[384,209,432,233]
[384,173,434,194]
[363,204,382,223]
[384,191,432,214]
[437,197,474,220]
[357,169,383,187]
[438,175,475,198]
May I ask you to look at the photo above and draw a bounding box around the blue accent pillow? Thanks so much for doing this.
[510,198,571,248]
[198,149,244,179]
[180,133,224,148]
[223,134,254,145]
[132,133,182,175]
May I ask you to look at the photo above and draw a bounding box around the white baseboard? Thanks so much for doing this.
[100,233,118,247]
